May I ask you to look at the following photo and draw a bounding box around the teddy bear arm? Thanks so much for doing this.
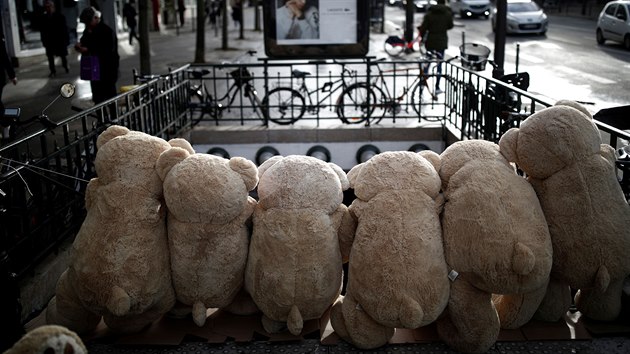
[330,293,394,350]
[493,281,548,329]
[46,270,102,335]
[333,204,356,263]
[236,196,257,225]
[437,279,500,353]
[84,178,100,210]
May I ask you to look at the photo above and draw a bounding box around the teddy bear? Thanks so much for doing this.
[2,325,86,354]
[156,139,259,327]
[436,139,553,353]
[499,101,630,322]
[330,150,450,350]
[46,125,176,334]
[244,155,356,336]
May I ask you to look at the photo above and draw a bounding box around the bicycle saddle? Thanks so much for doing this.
[292,70,311,79]
[189,69,211,79]
[500,72,530,91]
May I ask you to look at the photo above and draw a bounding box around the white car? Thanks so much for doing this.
[450,0,491,18]
[491,0,548,35]
[596,0,630,49]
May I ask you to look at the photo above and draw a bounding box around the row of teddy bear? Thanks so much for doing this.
[42,101,630,354]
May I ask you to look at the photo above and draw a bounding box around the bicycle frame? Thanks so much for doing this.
[296,68,355,115]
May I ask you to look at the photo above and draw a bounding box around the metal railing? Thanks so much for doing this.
[1,59,628,286]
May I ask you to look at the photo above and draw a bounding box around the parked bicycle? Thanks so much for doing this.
[186,50,266,125]
[263,60,372,125]
[339,53,456,125]
[384,27,425,58]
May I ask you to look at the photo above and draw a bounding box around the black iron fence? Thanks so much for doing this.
[1,58,628,289]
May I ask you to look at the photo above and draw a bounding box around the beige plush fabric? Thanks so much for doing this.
[244,155,355,336]
[330,151,449,349]
[157,140,258,326]
[46,125,175,334]
[500,101,630,322]
[3,325,86,354]
[437,140,552,354]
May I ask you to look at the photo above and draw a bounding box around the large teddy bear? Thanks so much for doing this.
[330,150,450,350]
[499,101,630,322]
[437,140,553,353]
[47,125,176,334]
[156,139,259,327]
[244,155,356,336]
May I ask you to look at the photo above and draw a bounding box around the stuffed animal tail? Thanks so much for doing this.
[107,286,131,317]
[192,301,208,327]
[287,305,303,336]
[512,242,535,275]
[400,296,424,329]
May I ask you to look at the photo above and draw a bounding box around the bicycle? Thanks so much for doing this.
[186,50,266,125]
[263,60,374,125]
[338,53,455,125]
[384,28,425,58]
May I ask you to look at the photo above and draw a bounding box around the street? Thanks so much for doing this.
[382,5,630,109]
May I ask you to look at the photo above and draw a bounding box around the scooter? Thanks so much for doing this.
[0,83,75,143]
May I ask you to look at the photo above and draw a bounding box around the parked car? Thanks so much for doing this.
[388,0,403,6]
[402,0,437,12]
[596,0,630,49]
[491,0,548,35]
[450,0,491,18]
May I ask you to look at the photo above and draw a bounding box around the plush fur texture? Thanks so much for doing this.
[244,155,355,336]
[157,140,259,326]
[330,151,450,349]
[3,325,87,354]
[499,101,630,322]
[46,125,176,334]
[437,140,552,353]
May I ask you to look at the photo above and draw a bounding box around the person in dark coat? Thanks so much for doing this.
[418,0,453,93]
[40,0,69,77]
[123,0,140,45]
[75,6,120,105]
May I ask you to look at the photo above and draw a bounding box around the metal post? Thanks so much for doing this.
[405,0,415,43]
[493,0,507,78]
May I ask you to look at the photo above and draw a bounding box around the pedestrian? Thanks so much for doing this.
[178,0,186,25]
[123,0,140,45]
[417,0,453,94]
[230,0,243,28]
[276,0,319,40]
[75,6,120,106]
[40,0,69,77]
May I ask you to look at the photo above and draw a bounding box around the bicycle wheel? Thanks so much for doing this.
[263,87,305,125]
[411,81,441,122]
[337,83,377,124]
[384,39,406,57]
[247,87,266,122]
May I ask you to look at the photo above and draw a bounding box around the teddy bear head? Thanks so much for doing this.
[94,125,171,194]
[347,150,442,201]
[499,101,601,179]
[156,139,258,223]
[256,155,349,212]
[439,139,512,190]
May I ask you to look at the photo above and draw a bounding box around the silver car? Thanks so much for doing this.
[597,0,630,49]
[491,0,548,35]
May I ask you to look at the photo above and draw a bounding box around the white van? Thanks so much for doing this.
[450,0,492,18]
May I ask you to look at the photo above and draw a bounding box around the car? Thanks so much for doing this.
[402,0,438,12]
[388,0,403,6]
[596,0,630,49]
[450,0,492,19]
[491,0,548,35]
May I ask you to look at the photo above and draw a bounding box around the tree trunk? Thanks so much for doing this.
[139,0,151,75]
[222,0,229,49]
[194,0,206,63]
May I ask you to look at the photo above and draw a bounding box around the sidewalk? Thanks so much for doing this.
[3,6,266,127]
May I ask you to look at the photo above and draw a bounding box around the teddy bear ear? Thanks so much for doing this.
[346,163,364,190]
[168,138,195,154]
[499,128,520,164]
[156,147,190,181]
[229,157,259,191]
[554,100,592,119]
[96,125,130,149]
[328,162,349,191]
[418,150,441,173]
[257,155,283,178]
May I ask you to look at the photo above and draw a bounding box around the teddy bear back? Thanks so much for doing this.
[349,151,441,202]
[440,140,552,294]
[257,155,345,212]
[162,153,254,223]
